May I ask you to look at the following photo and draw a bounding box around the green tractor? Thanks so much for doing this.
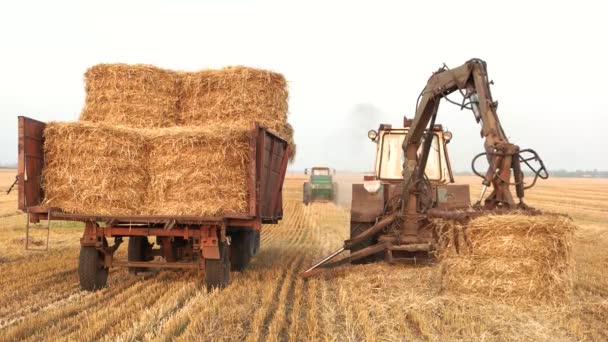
[303,167,337,205]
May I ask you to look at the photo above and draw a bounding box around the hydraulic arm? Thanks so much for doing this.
[399,58,547,242]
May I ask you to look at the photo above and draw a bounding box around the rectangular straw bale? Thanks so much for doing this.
[80,64,180,128]
[436,214,576,303]
[179,66,289,129]
[145,125,252,216]
[42,122,148,215]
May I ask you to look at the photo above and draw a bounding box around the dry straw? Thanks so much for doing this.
[80,64,181,128]
[435,214,577,303]
[42,122,148,215]
[179,66,295,159]
[44,64,294,216]
[179,66,288,128]
[145,125,252,216]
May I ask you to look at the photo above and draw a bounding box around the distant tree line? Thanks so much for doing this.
[455,169,608,178]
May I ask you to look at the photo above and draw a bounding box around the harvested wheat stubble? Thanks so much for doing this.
[145,125,252,216]
[436,214,577,303]
[42,122,148,215]
[80,64,180,128]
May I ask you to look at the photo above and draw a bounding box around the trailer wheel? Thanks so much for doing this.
[78,246,108,291]
[128,236,152,274]
[303,182,311,205]
[230,231,253,272]
[205,242,230,290]
[252,230,260,256]
[350,222,382,264]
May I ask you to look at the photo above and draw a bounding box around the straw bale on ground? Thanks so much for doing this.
[42,122,148,215]
[80,64,180,128]
[436,214,577,303]
[145,125,252,216]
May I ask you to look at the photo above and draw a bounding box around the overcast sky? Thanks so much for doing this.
[1,0,606,171]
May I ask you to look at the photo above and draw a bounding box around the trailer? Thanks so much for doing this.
[17,116,290,290]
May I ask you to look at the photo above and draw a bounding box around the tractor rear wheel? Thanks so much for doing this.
[350,222,382,264]
[205,242,230,290]
[78,246,108,291]
[128,236,152,274]
[332,182,338,202]
[230,230,254,272]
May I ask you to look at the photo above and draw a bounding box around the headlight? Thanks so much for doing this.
[363,180,381,193]
[443,131,453,143]
[368,130,378,141]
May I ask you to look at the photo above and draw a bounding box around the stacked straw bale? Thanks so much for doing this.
[80,64,181,128]
[436,214,577,303]
[145,126,251,216]
[179,66,288,128]
[44,63,293,216]
[42,122,148,215]
[180,66,295,159]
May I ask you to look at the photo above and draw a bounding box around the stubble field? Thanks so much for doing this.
[0,168,606,341]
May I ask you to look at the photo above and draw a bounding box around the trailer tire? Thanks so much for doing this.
[230,231,253,272]
[128,236,151,274]
[78,246,108,291]
[205,242,230,290]
[350,222,382,264]
[252,230,260,256]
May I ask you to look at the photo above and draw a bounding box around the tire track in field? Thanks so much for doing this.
[259,257,305,341]
[54,271,179,341]
[2,270,156,341]
[245,200,307,341]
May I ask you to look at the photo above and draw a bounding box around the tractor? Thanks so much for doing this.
[303,167,337,205]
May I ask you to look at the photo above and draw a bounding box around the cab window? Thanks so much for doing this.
[377,133,441,180]
[312,169,330,176]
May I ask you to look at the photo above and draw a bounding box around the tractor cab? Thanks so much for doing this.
[368,123,454,186]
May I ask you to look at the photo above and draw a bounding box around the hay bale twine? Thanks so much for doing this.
[42,122,148,215]
[437,214,577,303]
[145,125,252,216]
[80,64,180,128]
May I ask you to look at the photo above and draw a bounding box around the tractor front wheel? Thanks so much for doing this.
[78,246,108,291]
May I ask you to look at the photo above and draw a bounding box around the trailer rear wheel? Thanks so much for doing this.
[252,230,260,256]
[350,222,382,264]
[230,231,253,272]
[78,246,108,291]
[205,242,230,290]
[128,236,152,274]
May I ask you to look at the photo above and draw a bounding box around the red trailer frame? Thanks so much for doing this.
[17,116,290,290]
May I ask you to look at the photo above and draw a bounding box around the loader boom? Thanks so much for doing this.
[399,58,544,242]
